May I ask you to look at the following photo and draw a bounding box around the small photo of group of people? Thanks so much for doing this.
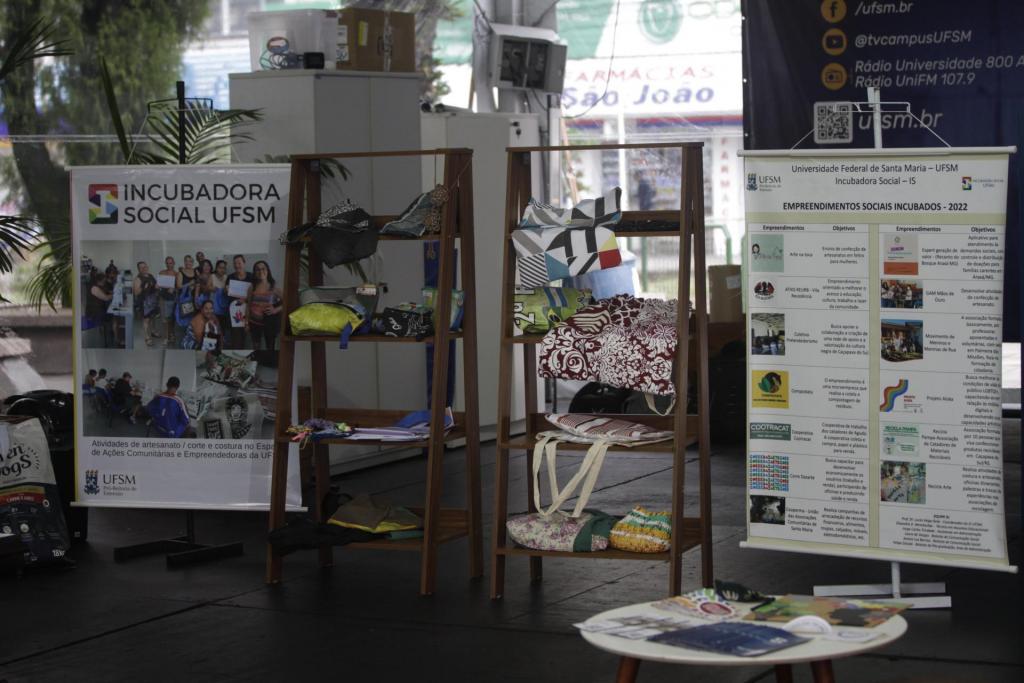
[880,461,926,504]
[751,312,785,356]
[81,348,276,440]
[80,240,283,352]
[881,279,923,309]
[881,319,924,362]
[749,495,786,525]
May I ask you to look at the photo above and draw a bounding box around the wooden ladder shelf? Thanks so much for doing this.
[490,142,714,599]
[265,148,483,596]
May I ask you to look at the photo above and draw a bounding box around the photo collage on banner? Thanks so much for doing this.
[742,149,1013,570]
[72,166,301,510]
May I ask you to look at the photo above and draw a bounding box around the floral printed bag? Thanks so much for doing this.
[538,294,680,397]
[505,433,617,552]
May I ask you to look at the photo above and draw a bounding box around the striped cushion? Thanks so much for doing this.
[545,414,673,445]
[609,506,672,553]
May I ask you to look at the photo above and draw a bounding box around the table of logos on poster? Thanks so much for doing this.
[740,147,1015,572]
[71,166,301,510]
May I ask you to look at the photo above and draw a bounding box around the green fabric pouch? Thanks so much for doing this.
[513,287,592,334]
[289,302,364,336]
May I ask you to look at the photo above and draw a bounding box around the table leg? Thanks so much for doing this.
[774,663,794,683]
[810,659,835,683]
[615,656,640,683]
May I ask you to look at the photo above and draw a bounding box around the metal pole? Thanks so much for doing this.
[868,86,883,149]
[176,80,187,164]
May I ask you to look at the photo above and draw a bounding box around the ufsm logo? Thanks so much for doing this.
[746,172,758,191]
[84,469,100,495]
[88,184,118,224]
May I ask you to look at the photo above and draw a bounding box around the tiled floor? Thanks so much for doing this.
[1,420,1020,682]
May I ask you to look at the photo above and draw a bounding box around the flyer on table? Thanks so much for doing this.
[742,148,1013,571]
[71,165,301,510]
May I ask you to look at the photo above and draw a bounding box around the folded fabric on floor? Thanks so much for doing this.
[328,493,422,534]
[539,294,679,396]
[519,188,622,229]
[267,517,378,556]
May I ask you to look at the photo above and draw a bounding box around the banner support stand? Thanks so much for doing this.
[809,87,952,609]
[112,509,245,567]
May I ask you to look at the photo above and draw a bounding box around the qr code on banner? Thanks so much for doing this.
[814,101,853,144]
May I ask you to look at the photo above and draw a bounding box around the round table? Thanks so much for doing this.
[580,601,907,683]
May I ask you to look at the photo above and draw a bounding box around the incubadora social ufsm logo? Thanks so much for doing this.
[88,184,118,224]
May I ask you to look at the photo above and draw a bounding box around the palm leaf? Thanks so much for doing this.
[26,241,72,311]
[98,58,132,162]
[134,104,262,164]
[0,215,41,266]
[0,18,71,83]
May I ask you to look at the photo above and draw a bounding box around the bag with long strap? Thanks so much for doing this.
[505,433,616,552]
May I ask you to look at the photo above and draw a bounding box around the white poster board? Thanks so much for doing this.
[740,147,1015,572]
[71,165,301,511]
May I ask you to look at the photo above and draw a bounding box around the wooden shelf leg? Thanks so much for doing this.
[457,153,484,580]
[265,334,296,584]
[809,660,835,683]
[689,145,715,588]
[310,341,333,569]
[418,151,461,597]
[523,343,542,583]
[491,150,524,600]
[314,442,332,568]
[774,664,794,683]
[265,438,289,584]
[490,443,510,599]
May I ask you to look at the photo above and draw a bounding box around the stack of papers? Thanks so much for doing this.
[346,408,455,442]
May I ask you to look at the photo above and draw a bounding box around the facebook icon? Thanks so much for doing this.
[822,0,846,22]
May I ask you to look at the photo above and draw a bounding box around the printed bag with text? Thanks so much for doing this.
[0,417,71,566]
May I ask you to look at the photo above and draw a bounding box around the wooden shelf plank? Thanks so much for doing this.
[282,332,463,343]
[276,427,466,447]
[494,527,702,560]
[346,525,467,551]
[505,335,545,344]
[499,434,695,453]
[508,142,703,153]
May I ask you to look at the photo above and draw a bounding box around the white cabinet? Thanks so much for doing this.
[420,111,543,434]
[230,69,427,471]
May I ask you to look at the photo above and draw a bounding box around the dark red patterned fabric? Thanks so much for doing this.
[538,294,679,396]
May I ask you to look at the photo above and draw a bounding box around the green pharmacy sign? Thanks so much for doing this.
[638,0,683,44]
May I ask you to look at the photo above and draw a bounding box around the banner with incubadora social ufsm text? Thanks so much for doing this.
[71,165,300,511]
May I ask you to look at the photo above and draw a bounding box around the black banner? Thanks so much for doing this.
[742,0,1023,339]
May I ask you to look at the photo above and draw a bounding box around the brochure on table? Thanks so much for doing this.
[740,147,1015,572]
[71,165,301,511]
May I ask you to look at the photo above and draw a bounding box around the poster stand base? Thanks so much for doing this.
[813,562,952,610]
[113,511,244,568]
